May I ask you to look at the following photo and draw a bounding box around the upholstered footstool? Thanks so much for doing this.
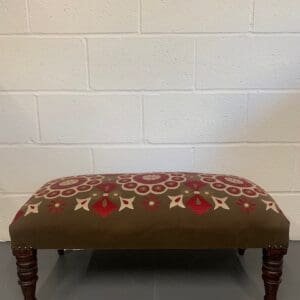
[10,172,289,300]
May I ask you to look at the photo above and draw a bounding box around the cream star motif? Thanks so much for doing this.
[74,197,91,211]
[168,195,185,209]
[262,200,279,213]
[119,197,135,211]
[25,202,41,216]
[212,196,229,210]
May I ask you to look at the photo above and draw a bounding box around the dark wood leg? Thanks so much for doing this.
[238,248,246,256]
[57,249,64,256]
[12,248,38,300]
[262,247,287,300]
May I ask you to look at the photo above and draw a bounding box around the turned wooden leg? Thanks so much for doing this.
[13,248,38,300]
[238,248,246,256]
[262,247,287,300]
[57,249,64,256]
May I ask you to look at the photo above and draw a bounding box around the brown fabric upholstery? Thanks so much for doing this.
[9,172,289,249]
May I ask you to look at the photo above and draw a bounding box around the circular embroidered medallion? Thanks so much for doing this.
[198,174,267,198]
[117,173,186,195]
[34,175,105,199]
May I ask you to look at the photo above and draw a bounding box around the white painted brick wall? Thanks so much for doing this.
[0,95,38,143]
[196,36,300,89]
[142,0,252,33]
[0,147,93,193]
[273,193,300,240]
[248,94,300,142]
[0,1,300,240]
[38,95,142,143]
[193,146,295,191]
[88,38,194,90]
[144,94,247,143]
[93,147,195,173]
[0,38,87,90]
[255,0,300,32]
[29,0,139,33]
[0,0,28,33]
[0,194,30,241]
[294,148,300,191]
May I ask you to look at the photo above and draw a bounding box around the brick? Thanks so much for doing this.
[29,0,138,33]
[0,194,29,241]
[38,95,142,143]
[0,0,27,33]
[93,147,194,173]
[272,194,300,240]
[144,94,247,143]
[273,194,300,219]
[88,38,194,90]
[0,95,38,143]
[142,0,251,33]
[0,147,92,193]
[248,93,300,142]
[294,148,300,191]
[196,36,300,89]
[0,38,87,90]
[194,146,294,191]
[255,0,300,32]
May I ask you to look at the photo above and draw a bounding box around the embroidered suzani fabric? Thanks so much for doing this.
[9,173,290,249]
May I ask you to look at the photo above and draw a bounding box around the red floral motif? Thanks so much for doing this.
[34,175,104,200]
[185,180,207,191]
[123,182,138,189]
[117,173,186,195]
[96,182,116,193]
[236,198,256,213]
[134,173,169,184]
[25,173,276,219]
[92,196,117,217]
[48,199,65,213]
[243,189,257,197]
[226,187,241,196]
[137,185,150,194]
[186,194,212,215]
[151,184,166,193]
[50,177,87,190]
[199,174,267,198]
[143,195,160,211]
[216,175,252,188]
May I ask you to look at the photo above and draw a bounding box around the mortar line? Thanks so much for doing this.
[246,94,250,143]
[0,193,33,196]
[138,0,142,34]
[290,145,298,192]
[83,38,92,90]
[193,39,197,90]
[90,148,95,173]
[34,95,42,142]
[140,94,146,144]
[0,142,299,147]
[24,0,31,33]
[1,32,300,37]
[2,89,300,95]
[250,0,256,32]
[191,146,196,171]
[271,192,300,196]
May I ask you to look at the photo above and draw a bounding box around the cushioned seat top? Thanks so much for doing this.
[10,172,289,250]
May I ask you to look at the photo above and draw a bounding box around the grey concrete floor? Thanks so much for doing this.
[0,242,299,300]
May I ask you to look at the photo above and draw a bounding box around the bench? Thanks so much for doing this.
[9,172,289,300]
